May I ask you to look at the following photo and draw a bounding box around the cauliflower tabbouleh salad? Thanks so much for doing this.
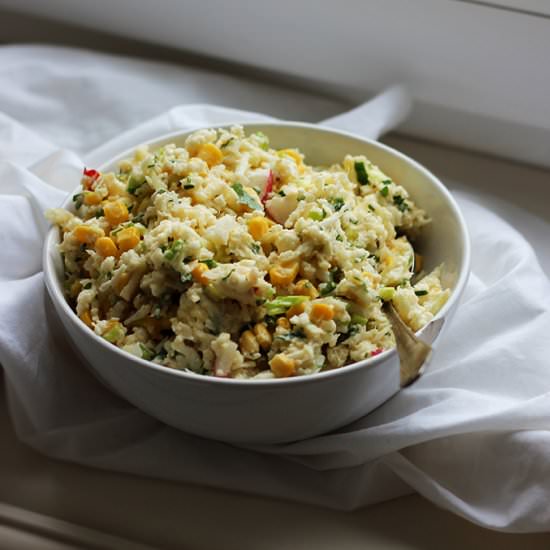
[47,126,450,379]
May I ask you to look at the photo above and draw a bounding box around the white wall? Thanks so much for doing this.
[1,0,549,168]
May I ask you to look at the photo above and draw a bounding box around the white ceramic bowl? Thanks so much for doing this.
[43,122,470,444]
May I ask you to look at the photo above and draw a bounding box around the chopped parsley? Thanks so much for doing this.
[231,182,261,210]
[250,243,261,254]
[72,193,84,209]
[278,190,286,197]
[94,207,104,219]
[220,137,235,149]
[354,161,369,185]
[415,289,429,296]
[319,281,336,296]
[380,186,389,198]
[393,195,408,212]
[83,282,92,289]
[200,259,217,269]
[330,197,345,211]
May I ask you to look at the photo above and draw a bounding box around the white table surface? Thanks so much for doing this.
[1,134,549,549]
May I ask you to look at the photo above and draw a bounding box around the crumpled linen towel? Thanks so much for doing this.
[1,45,550,533]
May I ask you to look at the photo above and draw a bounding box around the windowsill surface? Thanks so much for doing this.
[1,135,549,549]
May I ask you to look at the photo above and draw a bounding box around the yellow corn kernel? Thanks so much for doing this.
[276,317,290,330]
[253,322,272,351]
[197,143,223,167]
[278,149,304,172]
[116,226,140,252]
[74,224,103,244]
[286,301,307,319]
[310,303,335,323]
[83,191,102,205]
[95,236,118,258]
[294,279,319,299]
[247,216,271,241]
[414,253,423,274]
[269,261,299,287]
[270,354,296,378]
[113,271,130,293]
[79,310,94,329]
[104,200,129,226]
[239,330,260,355]
[191,263,210,285]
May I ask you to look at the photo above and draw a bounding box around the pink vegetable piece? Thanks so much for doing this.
[371,348,384,357]
[261,169,274,204]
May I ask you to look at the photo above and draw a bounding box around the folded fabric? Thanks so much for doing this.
[1,45,550,533]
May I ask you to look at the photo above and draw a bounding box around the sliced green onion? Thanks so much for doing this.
[415,289,428,297]
[265,295,310,316]
[140,343,155,361]
[350,314,368,325]
[354,161,369,185]
[379,287,396,301]
[164,239,184,261]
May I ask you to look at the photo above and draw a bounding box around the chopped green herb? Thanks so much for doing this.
[350,314,368,325]
[336,234,343,242]
[140,343,156,361]
[368,204,375,212]
[222,269,235,281]
[382,179,392,185]
[156,189,166,195]
[415,289,429,296]
[250,243,261,254]
[380,186,389,198]
[72,193,84,209]
[164,239,184,261]
[278,190,286,197]
[354,161,369,185]
[94,207,104,219]
[319,281,336,296]
[393,195,408,212]
[83,282,92,290]
[265,295,310,316]
[231,182,261,210]
[127,175,145,195]
[183,183,195,190]
[220,137,235,149]
[330,197,345,211]
[201,259,217,269]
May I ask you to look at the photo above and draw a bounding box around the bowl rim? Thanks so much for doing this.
[43,120,471,389]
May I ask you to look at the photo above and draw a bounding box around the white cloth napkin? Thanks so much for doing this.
[2,45,550,534]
